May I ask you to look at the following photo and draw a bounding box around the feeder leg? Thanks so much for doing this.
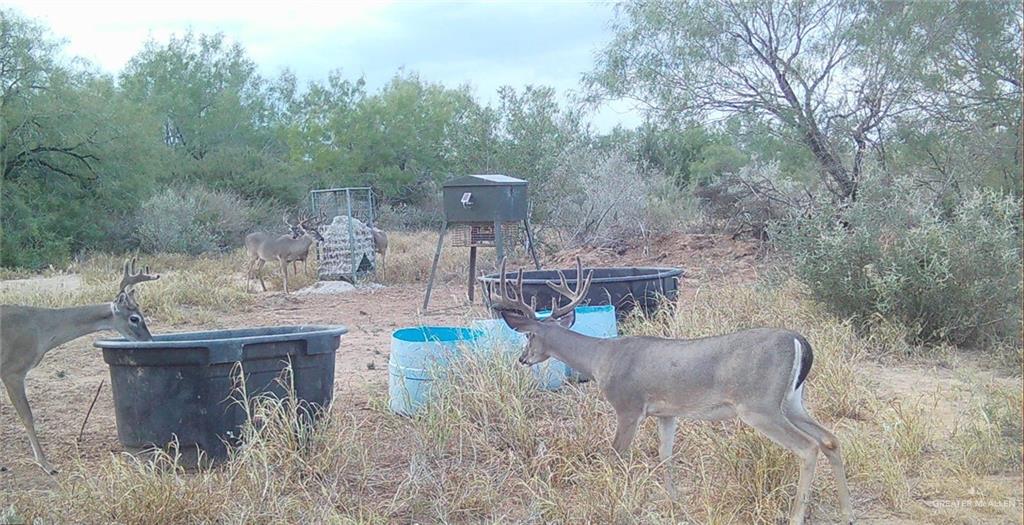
[524,218,540,270]
[422,222,448,311]
[468,246,477,302]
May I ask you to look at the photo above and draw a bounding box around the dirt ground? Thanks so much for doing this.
[1,233,1020,523]
[0,233,760,494]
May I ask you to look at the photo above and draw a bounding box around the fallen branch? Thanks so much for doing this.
[77,379,105,445]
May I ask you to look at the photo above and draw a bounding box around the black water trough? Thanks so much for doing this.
[479,267,683,319]
[95,325,347,460]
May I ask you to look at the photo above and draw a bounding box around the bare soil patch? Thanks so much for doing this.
[1,235,1019,524]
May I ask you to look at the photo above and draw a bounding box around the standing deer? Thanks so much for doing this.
[489,257,854,525]
[245,215,305,280]
[1,259,159,474]
[287,213,325,277]
[246,212,325,293]
[370,227,388,270]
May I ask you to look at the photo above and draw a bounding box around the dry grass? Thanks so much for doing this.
[0,231,516,319]
[0,252,254,325]
[6,281,1021,523]
[375,230,539,286]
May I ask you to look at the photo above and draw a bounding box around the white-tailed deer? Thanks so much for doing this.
[370,227,388,270]
[490,257,853,525]
[0,259,159,474]
[244,215,305,279]
[246,212,325,293]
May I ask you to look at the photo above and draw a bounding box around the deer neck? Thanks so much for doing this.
[538,326,613,381]
[295,235,316,251]
[44,303,116,349]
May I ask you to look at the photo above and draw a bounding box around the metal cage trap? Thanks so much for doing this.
[309,187,378,283]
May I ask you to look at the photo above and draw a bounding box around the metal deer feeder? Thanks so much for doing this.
[423,174,540,309]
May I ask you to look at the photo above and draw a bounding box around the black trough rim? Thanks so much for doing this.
[94,325,349,350]
[478,267,683,285]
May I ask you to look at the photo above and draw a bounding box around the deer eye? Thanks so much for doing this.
[129,315,141,325]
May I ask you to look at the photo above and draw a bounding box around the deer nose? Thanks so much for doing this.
[518,355,527,365]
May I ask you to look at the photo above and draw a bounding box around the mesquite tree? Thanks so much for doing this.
[587,0,1022,202]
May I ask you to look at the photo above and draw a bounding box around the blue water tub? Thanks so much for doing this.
[389,326,484,416]
[472,304,618,389]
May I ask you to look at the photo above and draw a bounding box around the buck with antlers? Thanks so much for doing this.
[489,257,853,525]
[245,212,325,293]
[1,259,159,474]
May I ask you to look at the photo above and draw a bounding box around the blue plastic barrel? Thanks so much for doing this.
[472,304,617,389]
[389,326,483,416]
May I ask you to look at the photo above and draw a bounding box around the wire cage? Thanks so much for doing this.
[310,187,378,282]
[310,187,376,227]
[450,222,523,248]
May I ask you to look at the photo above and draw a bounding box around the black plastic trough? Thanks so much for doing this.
[95,325,347,460]
[479,267,683,319]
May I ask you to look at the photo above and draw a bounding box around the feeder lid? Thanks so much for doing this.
[443,174,527,187]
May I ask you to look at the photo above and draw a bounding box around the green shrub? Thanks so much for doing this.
[136,186,256,255]
[774,178,1022,346]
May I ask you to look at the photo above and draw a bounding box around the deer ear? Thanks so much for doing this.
[113,292,129,310]
[499,310,537,333]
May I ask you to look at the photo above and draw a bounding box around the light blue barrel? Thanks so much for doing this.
[472,304,617,389]
[471,318,566,390]
[389,326,484,416]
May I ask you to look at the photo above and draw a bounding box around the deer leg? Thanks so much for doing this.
[246,257,258,292]
[279,258,289,294]
[611,410,643,456]
[255,260,268,292]
[2,372,57,474]
[786,400,854,524]
[739,408,820,525]
[657,416,678,498]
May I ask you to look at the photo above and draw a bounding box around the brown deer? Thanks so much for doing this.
[246,212,325,293]
[1,259,159,474]
[245,215,305,280]
[489,257,854,525]
[370,227,388,270]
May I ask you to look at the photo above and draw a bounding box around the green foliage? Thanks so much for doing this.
[135,186,256,255]
[119,31,271,158]
[774,178,1022,346]
[588,0,1022,202]
[1,10,169,267]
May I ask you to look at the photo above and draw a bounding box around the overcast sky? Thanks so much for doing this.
[6,0,644,131]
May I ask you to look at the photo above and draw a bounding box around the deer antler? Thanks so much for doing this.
[488,258,537,319]
[283,213,296,227]
[118,258,159,294]
[300,209,326,229]
[546,256,592,319]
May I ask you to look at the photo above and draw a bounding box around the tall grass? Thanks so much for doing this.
[5,282,1021,523]
[375,229,537,286]
[0,252,254,324]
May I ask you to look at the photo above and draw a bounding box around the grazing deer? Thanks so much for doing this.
[246,212,325,293]
[370,227,388,270]
[490,257,854,525]
[245,215,305,281]
[0,259,159,474]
